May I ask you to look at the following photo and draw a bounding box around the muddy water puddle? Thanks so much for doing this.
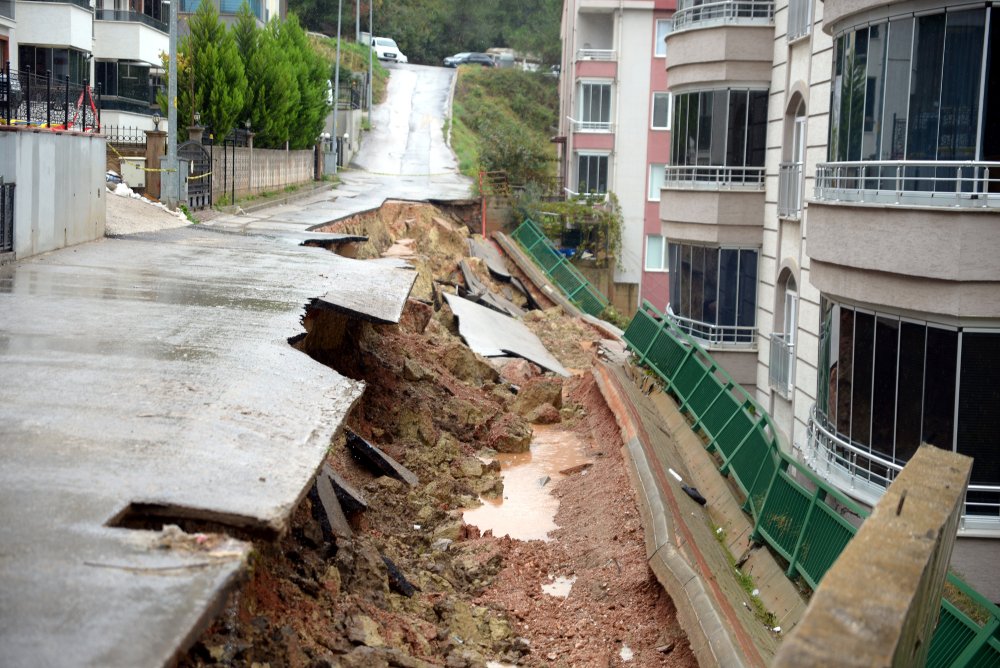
[463,426,591,541]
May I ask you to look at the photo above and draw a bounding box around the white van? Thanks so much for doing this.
[372,37,408,64]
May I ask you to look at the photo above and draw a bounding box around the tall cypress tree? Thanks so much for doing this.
[186,0,248,140]
[278,15,329,150]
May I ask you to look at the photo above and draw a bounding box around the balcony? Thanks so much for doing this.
[777,161,803,219]
[26,0,93,10]
[567,117,613,133]
[814,160,1000,209]
[672,0,773,32]
[806,406,1000,535]
[667,311,756,347]
[768,332,794,397]
[664,165,765,190]
[96,8,168,33]
[100,81,161,114]
[576,49,616,61]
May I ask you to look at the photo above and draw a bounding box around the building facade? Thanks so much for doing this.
[558,0,677,313]
[652,0,1000,598]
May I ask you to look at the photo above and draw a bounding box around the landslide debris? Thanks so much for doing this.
[180,202,695,668]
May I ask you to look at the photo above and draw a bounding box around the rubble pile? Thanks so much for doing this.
[181,203,696,667]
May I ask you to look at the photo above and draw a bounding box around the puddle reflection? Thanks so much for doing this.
[463,426,591,541]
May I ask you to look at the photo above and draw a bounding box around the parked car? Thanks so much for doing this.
[372,37,408,64]
[443,52,495,68]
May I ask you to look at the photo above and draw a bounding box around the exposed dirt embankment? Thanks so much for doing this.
[180,203,696,668]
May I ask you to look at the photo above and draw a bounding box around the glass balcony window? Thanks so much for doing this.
[672,0,773,32]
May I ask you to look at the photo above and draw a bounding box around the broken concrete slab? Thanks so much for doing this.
[443,293,570,377]
[314,470,354,540]
[325,464,369,515]
[459,259,525,319]
[345,429,419,486]
[0,226,368,667]
[467,237,511,282]
[313,257,418,324]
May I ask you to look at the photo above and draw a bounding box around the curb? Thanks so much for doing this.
[592,361,760,668]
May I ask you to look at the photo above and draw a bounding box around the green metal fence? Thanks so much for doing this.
[511,218,609,317]
[623,300,1000,667]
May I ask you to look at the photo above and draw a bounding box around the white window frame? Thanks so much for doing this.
[651,92,671,130]
[645,234,668,272]
[575,152,610,195]
[578,79,613,126]
[648,163,666,201]
[655,19,673,58]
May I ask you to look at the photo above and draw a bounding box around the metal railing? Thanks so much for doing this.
[664,164,765,189]
[0,179,13,254]
[95,8,168,32]
[511,218,609,317]
[576,48,616,61]
[815,160,1000,208]
[28,0,93,10]
[778,161,803,218]
[786,0,812,40]
[768,332,794,396]
[567,116,613,133]
[103,124,149,146]
[672,0,774,32]
[622,301,1000,667]
[0,0,14,19]
[1,65,101,131]
[667,310,756,346]
[806,406,1000,530]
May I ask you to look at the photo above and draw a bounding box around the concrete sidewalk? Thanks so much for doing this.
[0,226,419,666]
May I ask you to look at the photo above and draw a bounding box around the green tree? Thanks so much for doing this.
[277,14,330,149]
[185,0,248,139]
[234,6,300,147]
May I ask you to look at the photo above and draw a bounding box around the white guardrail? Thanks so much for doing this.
[673,0,774,32]
[814,160,1000,208]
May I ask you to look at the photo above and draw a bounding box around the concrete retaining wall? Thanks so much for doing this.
[0,127,106,261]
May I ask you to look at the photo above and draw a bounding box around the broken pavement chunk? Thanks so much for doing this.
[467,237,512,282]
[345,429,419,486]
[324,464,368,515]
[312,471,353,540]
[313,257,418,324]
[443,293,569,377]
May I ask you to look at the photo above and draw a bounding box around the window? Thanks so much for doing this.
[655,19,673,57]
[579,81,612,128]
[18,46,89,84]
[816,299,1000,503]
[648,163,665,201]
[651,93,671,130]
[668,242,757,343]
[671,89,768,171]
[829,7,996,170]
[787,0,812,41]
[645,235,667,271]
[576,154,608,194]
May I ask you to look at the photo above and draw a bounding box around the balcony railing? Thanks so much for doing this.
[666,310,756,346]
[567,116,613,133]
[777,161,803,218]
[815,160,1000,209]
[768,331,794,396]
[806,405,1000,532]
[576,48,616,61]
[26,0,93,10]
[664,164,765,190]
[0,0,15,20]
[672,0,774,32]
[95,8,168,32]
[786,0,812,40]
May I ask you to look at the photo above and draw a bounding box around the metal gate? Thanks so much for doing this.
[178,140,212,209]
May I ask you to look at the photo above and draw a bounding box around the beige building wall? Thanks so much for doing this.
[755,0,831,453]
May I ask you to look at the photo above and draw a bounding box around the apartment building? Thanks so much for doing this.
[558,0,677,314]
[657,0,1000,597]
[5,0,282,129]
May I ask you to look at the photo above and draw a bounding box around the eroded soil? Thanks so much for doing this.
[179,202,697,668]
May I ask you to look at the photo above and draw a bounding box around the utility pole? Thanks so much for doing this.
[164,0,178,209]
[333,0,342,174]
[355,0,360,43]
[367,0,373,123]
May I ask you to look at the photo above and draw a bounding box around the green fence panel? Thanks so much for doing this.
[755,469,810,560]
[928,602,980,668]
[794,501,858,589]
[686,373,726,421]
[512,219,609,317]
[700,390,742,442]
[725,428,772,498]
[672,354,710,405]
[712,406,754,459]
[744,448,779,518]
[623,311,658,364]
